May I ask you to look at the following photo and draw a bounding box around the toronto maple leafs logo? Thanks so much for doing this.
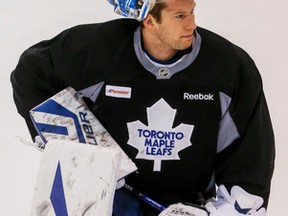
[127,98,194,171]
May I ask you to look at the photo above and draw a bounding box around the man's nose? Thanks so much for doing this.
[186,14,197,30]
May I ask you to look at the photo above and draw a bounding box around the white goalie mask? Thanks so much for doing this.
[107,0,157,20]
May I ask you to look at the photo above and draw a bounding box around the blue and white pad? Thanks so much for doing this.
[205,185,266,216]
[107,0,155,20]
[30,139,121,216]
[30,86,137,180]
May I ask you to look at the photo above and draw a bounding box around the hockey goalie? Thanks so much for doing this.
[11,0,274,215]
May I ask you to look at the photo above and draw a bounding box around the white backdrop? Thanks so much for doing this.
[1,0,287,215]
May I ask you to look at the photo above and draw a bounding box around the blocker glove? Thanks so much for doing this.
[205,185,266,216]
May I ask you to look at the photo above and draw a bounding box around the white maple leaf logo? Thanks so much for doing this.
[127,98,194,171]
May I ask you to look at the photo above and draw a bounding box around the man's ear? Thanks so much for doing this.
[142,14,156,29]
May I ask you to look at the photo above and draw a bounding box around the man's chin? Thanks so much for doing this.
[178,42,193,50]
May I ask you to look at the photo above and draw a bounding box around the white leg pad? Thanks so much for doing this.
[30,139,121,216]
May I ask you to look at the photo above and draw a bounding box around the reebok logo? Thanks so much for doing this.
[183,92,214,101]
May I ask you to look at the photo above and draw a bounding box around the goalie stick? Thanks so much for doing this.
[124,183,166,212]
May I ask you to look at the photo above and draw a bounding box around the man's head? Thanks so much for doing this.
[107,0,197,60]
[141,0,197,60]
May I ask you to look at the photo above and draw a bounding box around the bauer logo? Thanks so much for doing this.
[183,92,214,101]
[105,85,131,99]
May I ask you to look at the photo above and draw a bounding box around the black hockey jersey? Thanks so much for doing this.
[11,18,274,209]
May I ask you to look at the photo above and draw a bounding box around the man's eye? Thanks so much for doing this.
[175,14,185,19]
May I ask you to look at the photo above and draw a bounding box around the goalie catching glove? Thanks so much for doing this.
[158,185,266,216]
[205,185,266,216]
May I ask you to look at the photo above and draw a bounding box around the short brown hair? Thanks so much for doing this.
[139,1,167,27]
[149,1,167,23]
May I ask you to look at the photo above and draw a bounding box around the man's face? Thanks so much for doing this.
[153,0,197,51]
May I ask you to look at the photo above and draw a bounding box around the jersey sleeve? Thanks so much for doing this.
[10,20,137,141]
[10,29,72,140]
[215,48,275,208]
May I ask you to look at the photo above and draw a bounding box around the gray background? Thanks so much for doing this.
[1,0,287,215]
